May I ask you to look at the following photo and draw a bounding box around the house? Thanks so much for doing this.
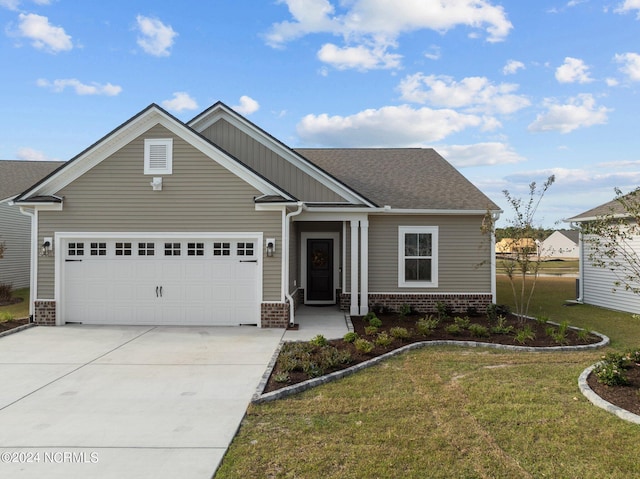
[11,102,501,327]
[568,197,640,314]
[495,238,536,255]
[540,230,579,259]
[0,160,64,289]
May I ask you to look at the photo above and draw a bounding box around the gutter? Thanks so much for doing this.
[283,202,304,327]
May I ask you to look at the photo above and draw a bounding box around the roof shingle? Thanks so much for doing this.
[0,160,64,201]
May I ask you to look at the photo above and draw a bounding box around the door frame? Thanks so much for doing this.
[301,231,340,305]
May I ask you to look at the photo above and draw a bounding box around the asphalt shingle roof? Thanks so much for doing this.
[0,160,64,201]
[568,192,638,221]
[295,148,499,211]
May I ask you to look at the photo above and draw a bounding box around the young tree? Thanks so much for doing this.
[483,175,555,320]
[580,187,640,295]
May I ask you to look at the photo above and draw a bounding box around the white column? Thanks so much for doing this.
[350,219,359,315]
[359,217,369,315]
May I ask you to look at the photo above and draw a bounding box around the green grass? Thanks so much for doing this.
[0,288,29,320]
[215,276,640,478]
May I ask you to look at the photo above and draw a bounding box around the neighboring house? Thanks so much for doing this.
[568,199,640,314]
[11,102,501,327]
[495,238,536,254]
[540,230,579,259]
[0,160,64,288]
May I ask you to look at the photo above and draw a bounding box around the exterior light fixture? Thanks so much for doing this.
[266,238,276,257]
[150,177,163,191]
[40,237,53,257]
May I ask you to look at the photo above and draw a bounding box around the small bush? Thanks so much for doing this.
[576,328,591,341]
[445,324,462,335]
[389,327,411,340]
[302,360,323,378]
[363,311,377,322]
[318,346,352,368]
[354,338,374,353]
[374,332,393,347]
[490,316,513,335]
[310,334,328,347]
[436,301,453,320]
[0,311,14,322]
[466,306,479,317]
[273,372,290,383]
[594,361,628,386]
[602,352,628,369]
[535,314,550,326]
[364,325,379,336]
[416,316,439,336]
[514,325,535,344]
[372,304,390,315]
[468,323,489,338]
[399,303,411,318]
[0,283,12,303]
[486,303,510,322]
[369,316,382,328]
[453,316,470,329]
[343,331,359,343]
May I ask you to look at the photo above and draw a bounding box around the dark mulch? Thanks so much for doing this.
[587,365,640,416]
[264,312,602,394]
[0,318,29,333]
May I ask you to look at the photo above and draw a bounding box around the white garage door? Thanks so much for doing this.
[62,237,260,326]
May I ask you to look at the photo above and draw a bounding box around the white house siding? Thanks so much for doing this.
[36,124,282,301]
[541,231,579,258]
[0,200,31,288]
[582,233,640,314]
[368,214,492,293]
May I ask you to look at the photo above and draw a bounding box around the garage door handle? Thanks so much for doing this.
[239,260,258,263]
[156,286,159,298]
[65,259,82,262]
[160,286,163,297]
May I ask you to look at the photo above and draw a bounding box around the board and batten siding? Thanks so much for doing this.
[36,124,282,301]
[0,201,31,288]
[201,119,346,203]
[368,215,492,293]
[582,233,640,314]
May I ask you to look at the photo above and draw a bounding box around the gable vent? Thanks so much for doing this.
[144,138,173,175]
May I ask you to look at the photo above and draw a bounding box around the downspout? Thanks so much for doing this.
[18,206,37,321]
[490,211,501,304]
[574,223,584,303]
[284,202,304,327]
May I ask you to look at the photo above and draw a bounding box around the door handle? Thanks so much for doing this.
[156,286,159,298]
[160,286,163,297]
[239,259,258,263]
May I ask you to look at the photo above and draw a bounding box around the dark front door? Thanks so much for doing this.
[306,238,334,302]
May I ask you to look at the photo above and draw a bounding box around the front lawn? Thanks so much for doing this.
[215,276,640,478]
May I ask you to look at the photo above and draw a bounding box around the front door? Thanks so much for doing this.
[306,238,334,303]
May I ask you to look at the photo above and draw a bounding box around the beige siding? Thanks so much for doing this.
[368,215,492,293]
[0,202,31,288]
[201,120,346,203]
[37,124,282,300]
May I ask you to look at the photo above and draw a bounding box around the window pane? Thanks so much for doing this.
[404,259,418,281]
[417,259,432,281]
[417,234,432,256]
[405,233,417,256]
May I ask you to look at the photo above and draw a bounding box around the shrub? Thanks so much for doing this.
[453,316,470,329]
[0,283,12,303]
[273,372,290,383]
[535,314,550,325]
[354,338,374,353]
[468,323,489,338]
[445,324,462,335]
[310,334,328,347]
[576,328,591,342]
[436,301,452,320]
[416,316,439,336]
[486,303,510,322]
[514,325,535,344]
[369,316,382,328]
[302,360,323,377]
[594,361,628,386]
[318,346,352,368]
[389,327,411,340]
[0,311,14,322]
[363,311,377,322]
[399,303,411,318]
[546,321,569,345]
[343,332,359,343]
[374,332,393,347]
[364,326,379,336]
[372,304,390,315]
[490,316,513,335]
[466,306,479,317]
[602,352,628,369]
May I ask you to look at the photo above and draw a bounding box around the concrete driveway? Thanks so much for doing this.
[0,325,284,479]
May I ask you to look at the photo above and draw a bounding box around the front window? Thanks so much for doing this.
[398,226,438,287]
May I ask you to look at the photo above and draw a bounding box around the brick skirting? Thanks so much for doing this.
[340,293,493,315]
[34,300,56,326]
[261,302,289,328]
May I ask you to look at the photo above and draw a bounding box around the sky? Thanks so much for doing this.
[1,0,640,228]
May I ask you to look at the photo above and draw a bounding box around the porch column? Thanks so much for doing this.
[350,219,359,315]
[359,217,369,315]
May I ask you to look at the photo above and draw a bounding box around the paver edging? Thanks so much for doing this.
[0,322,35,339]
[253,330,610,404]
[578,362,640,425]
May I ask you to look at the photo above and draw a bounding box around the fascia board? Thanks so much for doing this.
[18,107,291,201]
[188,104,375,207]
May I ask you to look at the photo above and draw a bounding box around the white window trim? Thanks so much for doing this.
[398,226,438,288]
[144,138,173,175]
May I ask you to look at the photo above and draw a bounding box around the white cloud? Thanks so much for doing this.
[0,0,20,9]
[616,0,640,18]
[424,45,441,60]
[36,78,122,96]
[317,43,401,70]
[161,92,198,112]
[232,95,260,115]
[503,59,525,75]
[614,52,640,81]
[266,0,512,70]
[16,147,58,162]
[296,104,483,147]
[437,142,526,167]
[606,77,620,86]
[555,57,593,83]
[16,13,72,53]
[398,73,530,115]
[528,94,611,133]
[136,15,177,57]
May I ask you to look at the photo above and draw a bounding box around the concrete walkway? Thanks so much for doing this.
[283,305,352,341]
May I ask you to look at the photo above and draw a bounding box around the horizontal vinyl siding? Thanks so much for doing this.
[37,124,282,300]
[202,120,346,203]
[0,202,31,288]
[582,234,640,314]
[368,215,492,293]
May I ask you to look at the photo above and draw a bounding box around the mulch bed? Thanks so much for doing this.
[0,318,29,333]
[264,311,603,393]
[587,365,640,416]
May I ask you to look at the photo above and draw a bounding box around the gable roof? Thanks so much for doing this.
[568,191,637,222]
[0,160,65,201]
[296,148,500,211]
[557,229,579,244]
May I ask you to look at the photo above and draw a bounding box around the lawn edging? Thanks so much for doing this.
[0,322,35,338]
[578,363,640,425]
[253,330,610,404]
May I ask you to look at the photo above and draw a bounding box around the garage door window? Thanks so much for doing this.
[115,242,132,256]
[187,242,204,256]
[68,242,84,256]
[90,242,107,256]
[138,242,155,256]
[237,242,254,256]
[164,242,181,256]
[213,242,231,256]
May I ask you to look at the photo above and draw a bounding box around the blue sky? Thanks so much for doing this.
[2,0,640,227]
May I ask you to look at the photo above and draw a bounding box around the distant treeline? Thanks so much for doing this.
[494,227,577,242]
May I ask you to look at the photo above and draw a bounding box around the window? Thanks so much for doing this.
[187,242,204,256]
[138,242,155,256]
[90,242,107,256]
[213,242,231,256]
[398,226,438,287]
[237,242,254,256]
[68,242,84,256]
[164,242,181,256]
[115,242,132,256]
[144,138,173,175]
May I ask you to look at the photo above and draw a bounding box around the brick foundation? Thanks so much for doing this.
[261,302,290,328]
[34,300,56,325]
[340,293,493,315]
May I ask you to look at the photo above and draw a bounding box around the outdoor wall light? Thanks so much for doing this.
[266,238,276,257]
[40,237,53,257]
[150,177,163,191]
